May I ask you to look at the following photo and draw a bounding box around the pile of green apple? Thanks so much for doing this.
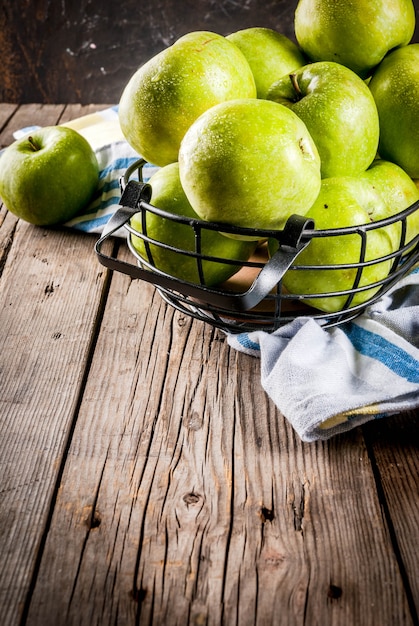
[2,0,415,315]
[118,0,419,311]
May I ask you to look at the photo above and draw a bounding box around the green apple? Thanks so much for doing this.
[0,126,99,226]
[294,0,416,78]
[226,27,306,99]
[130,162,257,286]
[178,98,321,238]
[277,176,397,313]
[359,159,419,246]
[118,31,257,167]
[267,61,380,178]
[368,44,419,179]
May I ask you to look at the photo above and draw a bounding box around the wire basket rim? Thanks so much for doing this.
[92,157,419,332]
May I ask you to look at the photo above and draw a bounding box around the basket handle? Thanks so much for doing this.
[94,181,314,313]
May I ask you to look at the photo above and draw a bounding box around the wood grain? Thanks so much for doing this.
[0,105,114,625]
[24,246,413,626]
[0,224,114,624]
[364,413,419,619]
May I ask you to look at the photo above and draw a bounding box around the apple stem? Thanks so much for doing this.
[27,135,40,151]
[290,73,303,100]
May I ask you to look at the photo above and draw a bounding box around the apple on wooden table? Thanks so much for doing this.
[0,126,99,226]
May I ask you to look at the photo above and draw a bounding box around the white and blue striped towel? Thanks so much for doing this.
[14,107,419,441]
[228,266,419,441]
[64,141,158,236]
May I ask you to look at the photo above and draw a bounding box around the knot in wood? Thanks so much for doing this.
[84,507,101,529]
[183,492,201,506]
[259,506,275,523]
[328,584,343,600]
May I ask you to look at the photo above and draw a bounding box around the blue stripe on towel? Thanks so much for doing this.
[72,213,113,232]
[236,334,260,352]
[98,157,139,179]
[344,323,419,383]
[100,178,121,194]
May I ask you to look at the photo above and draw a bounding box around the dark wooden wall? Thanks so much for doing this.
[1,0,297,104]
[1,0,418,105]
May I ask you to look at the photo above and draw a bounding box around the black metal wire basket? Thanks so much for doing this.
[95,158,419,333]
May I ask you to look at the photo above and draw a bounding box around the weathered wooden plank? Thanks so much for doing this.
[25,243,414,626]
[0,103,110,149]
[0,208,18,277]
[0,103,19,138]
[0,104,114,626]
[0,103,66,148]
[59,103,115,124]
[364,413,419,617]
[0,225,114,626]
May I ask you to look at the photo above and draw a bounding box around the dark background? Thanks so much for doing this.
[1,0,418,105]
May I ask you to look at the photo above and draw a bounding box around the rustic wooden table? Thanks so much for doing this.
[1,104,418,626]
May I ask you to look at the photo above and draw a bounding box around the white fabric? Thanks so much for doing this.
[228,267,419,441]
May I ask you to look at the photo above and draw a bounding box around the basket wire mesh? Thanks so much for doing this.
[95,158,419,333]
